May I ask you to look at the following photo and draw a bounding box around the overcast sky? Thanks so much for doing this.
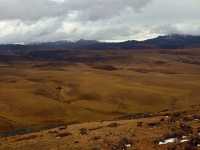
[0,0,199,43]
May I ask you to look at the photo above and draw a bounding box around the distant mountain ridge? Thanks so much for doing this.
[0,34,200,57]
[144,34,200,49]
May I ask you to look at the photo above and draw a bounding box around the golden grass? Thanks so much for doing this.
[0,49,200,132]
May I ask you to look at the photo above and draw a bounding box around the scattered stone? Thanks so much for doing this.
[168,112,182,123]
[182,116,193,122]
[165,129,185,139]
[118,112,152,120]
[58,126,67,130]
[56,86,62,90]
[92,65,118,71]
[80,128,88,135]
[147,122,160,128]
[160,109,169,113]
[172,112,182,118]
[107,123,119,128]
[192,115,200,121]
[188,135,200,147]
[197,127,200,133]
[74,141,79,144]
[111,137,133,150]
[180,139,189,143]
[179,122,193,134]
[56,132,72,138]
[89,126,104,131]
[137,122,143,127]
[160,118,165,122]
[125,144,132,148]
[158,138,178,145]
[14,135,38,142]
[92,136,101,141]
[48,130,59,134]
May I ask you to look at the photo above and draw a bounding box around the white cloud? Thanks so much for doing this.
[0,0,199,43]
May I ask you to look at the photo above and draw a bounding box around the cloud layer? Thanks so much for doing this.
[0,0,199,43]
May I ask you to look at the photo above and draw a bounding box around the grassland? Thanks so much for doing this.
[1,104,200,150]
[0,48,200,135]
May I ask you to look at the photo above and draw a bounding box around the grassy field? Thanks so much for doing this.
[1,101,200,150]
[0,48,200,134]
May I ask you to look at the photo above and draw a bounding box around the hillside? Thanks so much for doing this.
[0,37,200,149]
[0,48,200,137]
[0,105,200,150]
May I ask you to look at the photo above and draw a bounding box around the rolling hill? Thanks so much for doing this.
[0,34,200,150]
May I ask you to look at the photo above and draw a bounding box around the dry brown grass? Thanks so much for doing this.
[0,48,200,135]
[0,106,200,150]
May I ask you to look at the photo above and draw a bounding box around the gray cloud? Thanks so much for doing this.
[0,0,63,20]
[0,0,152,21]
[0,0,199,43]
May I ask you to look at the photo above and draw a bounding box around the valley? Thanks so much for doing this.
[0,48,200,139]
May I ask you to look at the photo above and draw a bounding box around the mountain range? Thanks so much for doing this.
[0,34,200,60]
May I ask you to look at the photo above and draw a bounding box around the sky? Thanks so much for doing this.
[0,0,199,43]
